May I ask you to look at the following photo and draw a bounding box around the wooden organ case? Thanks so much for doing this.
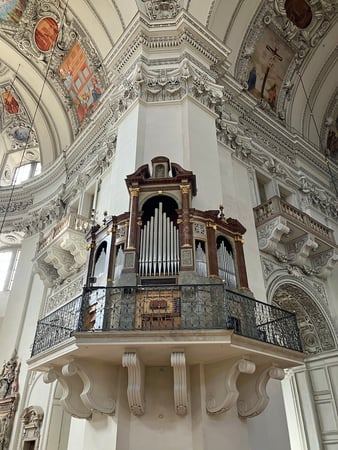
[84,157,249,331]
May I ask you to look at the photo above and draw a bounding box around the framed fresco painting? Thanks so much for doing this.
[2,92,19,114]
[247,27,293,111]
[59,43,102,124]
[0,0,27,22]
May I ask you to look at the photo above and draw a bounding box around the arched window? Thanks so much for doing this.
[216,236,237,288]
[139,196,179,277]
[13,162,41,185]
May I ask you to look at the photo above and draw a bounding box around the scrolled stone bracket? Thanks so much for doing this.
[43,367,91,419]
[171,351,188,416]
[122,352,145,416]
[237,365,285,418]
[43,360,116,418]
[257,217,290,255]
[206,358,256,415]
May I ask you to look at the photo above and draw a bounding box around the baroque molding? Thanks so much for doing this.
[142,0,182,20]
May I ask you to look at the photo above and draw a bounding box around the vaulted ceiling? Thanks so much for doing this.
[0,0,337,180]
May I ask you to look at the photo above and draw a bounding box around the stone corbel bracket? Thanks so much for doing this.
[44,361,116,418]
[237,365,285,418]
[312,249,338,280]
[122,352,145,416]
[206,358,256,415]
[43,368,91,419]
[171,351,188,416]
[288,234,318,267]
[258,217,290,255]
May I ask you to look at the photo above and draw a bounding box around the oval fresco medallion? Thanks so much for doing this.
[35,17,58,52]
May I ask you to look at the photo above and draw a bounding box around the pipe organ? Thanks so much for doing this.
[139,202,180,277]
[85,157,249,291]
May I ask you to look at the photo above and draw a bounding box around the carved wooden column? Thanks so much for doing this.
[206,222,219,277]
[121,187,140,274]
[85,224,100,287]
[234,235,249,290]
[179,184,194,271]
[106,217,117,285]
[127,187,140,250]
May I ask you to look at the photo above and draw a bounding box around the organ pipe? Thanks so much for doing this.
[139,203,179,276]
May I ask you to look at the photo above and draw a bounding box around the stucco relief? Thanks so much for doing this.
[142,0,182,20]
[111,58,223,122]
[272,283,336,354]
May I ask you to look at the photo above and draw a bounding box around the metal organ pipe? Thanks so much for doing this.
[217,240,237,288]
[139,202,179,276]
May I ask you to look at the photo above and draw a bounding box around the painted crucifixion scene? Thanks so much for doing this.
[247,27,293,111]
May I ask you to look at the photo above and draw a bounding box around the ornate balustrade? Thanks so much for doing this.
[254,196,334,242]
[253,196,337,277]
[33,213,91,286]
[36,213,91,254]
[31,285,302,356]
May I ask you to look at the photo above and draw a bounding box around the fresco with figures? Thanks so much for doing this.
[59,43,102,125]
[0,0,27,22]
[247,27,293,111]
[326,107,338,162]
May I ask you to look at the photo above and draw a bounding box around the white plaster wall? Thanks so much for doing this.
[0,234,39,362]
[0,290,9,329]
[98,103,141,218]
[248,379,291,450]
[127,98,223,212]
[218,145,267,300]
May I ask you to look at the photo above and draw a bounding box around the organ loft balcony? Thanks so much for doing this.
[253,195,338,278]
[28,158,304,420]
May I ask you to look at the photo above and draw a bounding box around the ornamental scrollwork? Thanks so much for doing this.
[142,0,182,20]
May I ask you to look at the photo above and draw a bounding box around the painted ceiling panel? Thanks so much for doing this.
[0,0,336,168]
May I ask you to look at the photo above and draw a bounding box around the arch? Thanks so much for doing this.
[139,193,180,216]
[139,195,180,277]
[270,281,337,355]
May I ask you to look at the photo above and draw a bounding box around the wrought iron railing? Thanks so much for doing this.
[31,285,302,356]
[31,296,82,356]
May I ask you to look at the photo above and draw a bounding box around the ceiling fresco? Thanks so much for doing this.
[0,0,336,173]
[0,0,27,23]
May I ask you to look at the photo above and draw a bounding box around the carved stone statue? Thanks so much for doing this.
[0,352,20,450]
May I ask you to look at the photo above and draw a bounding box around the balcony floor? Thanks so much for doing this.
[28,328,304,372]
